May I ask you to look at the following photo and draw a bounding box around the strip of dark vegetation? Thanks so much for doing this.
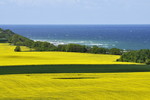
[0,65,150,75]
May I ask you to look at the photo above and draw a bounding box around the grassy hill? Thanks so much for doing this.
[0,28,14,41]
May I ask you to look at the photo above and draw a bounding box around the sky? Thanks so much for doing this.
[0,0,150,25]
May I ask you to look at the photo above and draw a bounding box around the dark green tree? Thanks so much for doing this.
[146,59,150,65]
[66,44,87,53]
[14,46,21,52]
[90,46,99,54]
[109,48,122,55]
[57,44,67,51]
[118,49,150,64]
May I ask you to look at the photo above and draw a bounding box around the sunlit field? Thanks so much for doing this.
[0,72,150,100]
[0,43,138,66]
[0,43,149,100]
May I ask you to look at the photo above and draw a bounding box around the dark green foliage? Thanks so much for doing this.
[0,38,8,43]
[14,46,21,52]
[32,41,57,51]
[57,44,90,53]
[89,46,108,54]
[0,28,57,51]
[0,29,15,42]
[65,44,87,53]
[0,65,149,75]
[57,44,67,51]
[146,59,150,65]
[89,46,99,54]
[109,48,122,55]
[118,49,150,63]
[8,34,34,46]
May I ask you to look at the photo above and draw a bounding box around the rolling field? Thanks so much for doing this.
[0,43,149,100]
[0,43,138,66]
[0,72,150,100]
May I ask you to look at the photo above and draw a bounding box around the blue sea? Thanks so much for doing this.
[0,25,150,50]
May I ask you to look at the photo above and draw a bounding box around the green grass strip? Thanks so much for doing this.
[0,64,150,75]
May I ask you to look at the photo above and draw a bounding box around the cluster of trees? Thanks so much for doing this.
[90,46,123,55]
[57,44,87,53]
[31,41,57,51]
[57,44,123,55]
[14,41,123,55]
[8,34,34,46]
[118,49,150,64]
[0,28,14,42]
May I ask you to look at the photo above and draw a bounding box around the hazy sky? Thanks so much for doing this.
[0,0,150,24]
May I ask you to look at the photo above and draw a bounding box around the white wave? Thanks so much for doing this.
[32,39,116,48]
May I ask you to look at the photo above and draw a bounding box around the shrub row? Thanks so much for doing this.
[118,49,150,64]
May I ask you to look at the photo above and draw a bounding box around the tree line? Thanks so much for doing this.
[118,49,150,64]
[12,36,123,55]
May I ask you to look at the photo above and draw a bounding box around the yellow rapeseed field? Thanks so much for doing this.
[0,43,138,66]
[0,72,150,100]
[0,43,149,100]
